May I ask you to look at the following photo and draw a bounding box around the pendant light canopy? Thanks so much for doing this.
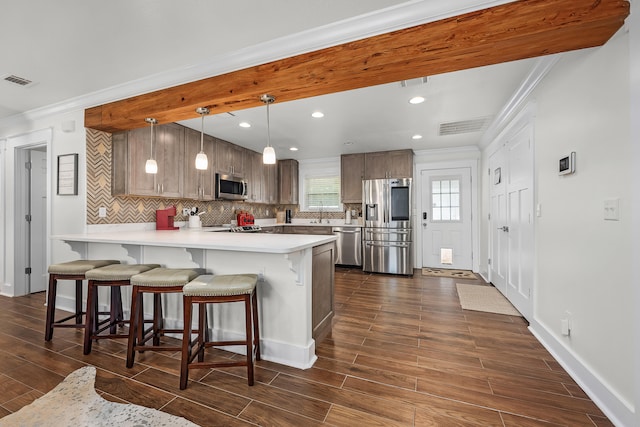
[195,107,210,170]
[261,94,276,165]
[144,117,158,174]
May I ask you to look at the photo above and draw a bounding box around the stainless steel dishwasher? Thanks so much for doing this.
[332,226,362,266]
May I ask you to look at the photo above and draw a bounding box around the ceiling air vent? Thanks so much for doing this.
[400,77,428,88]
[439,117,491,136]
[3,74,34,87]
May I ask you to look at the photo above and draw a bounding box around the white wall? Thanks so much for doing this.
[0,110,87,298]
[527,31,634,425]
[628,1,640,425]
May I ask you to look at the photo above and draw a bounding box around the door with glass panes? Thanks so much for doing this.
[421,168,472,270]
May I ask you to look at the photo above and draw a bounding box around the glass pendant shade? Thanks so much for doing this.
[263,146,276,164]
[195,107,210,170]
[144,117,158,174]
[195,151,208,170]
[145,159,158,174]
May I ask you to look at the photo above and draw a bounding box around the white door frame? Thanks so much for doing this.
[415,157,479,272]
[3,128,53,297]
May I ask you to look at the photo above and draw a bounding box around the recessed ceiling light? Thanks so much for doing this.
[289,147,298,151]
[311,111,324,118]
[409,96,425,105]
[239,122,251,128]
[412,134,423,140]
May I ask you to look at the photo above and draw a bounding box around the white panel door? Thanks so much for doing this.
[30,149,48,293]
[489,150,507,294]
[421,168,472,270]
[488,123,534,320]
[504,126,534,319]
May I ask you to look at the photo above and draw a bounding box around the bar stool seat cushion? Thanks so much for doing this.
[48,260,120,275]
[85,264,160,281]
[184,274,258,297]
[131,268,205,287]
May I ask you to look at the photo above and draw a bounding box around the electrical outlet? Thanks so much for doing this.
[98,207,107,218]
[182,208,190,216]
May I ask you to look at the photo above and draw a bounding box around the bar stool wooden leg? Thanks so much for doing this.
[83,280,98,355]
[74,280,83,324]
[244,295,254,386]
[44,275,58,342]
[252,289,260,361]
[126,286,141,368]
[180,295,193,390]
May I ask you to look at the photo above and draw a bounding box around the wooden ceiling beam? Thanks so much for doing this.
[85,0,629,133]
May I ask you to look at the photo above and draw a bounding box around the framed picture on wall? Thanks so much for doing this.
[57,153,78,195]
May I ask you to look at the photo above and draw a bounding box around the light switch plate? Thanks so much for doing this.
[604,198,619,221]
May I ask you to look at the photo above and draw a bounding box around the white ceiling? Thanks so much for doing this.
[0,0,537,159]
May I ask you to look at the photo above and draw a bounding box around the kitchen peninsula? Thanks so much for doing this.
[53,229,336,369]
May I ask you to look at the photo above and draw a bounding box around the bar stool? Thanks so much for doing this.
[179,274,260,389]
[45,259,120,341]
[83,263,160,355]
[126,267,205,368]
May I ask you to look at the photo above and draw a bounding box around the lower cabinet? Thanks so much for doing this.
[312,242,335,340]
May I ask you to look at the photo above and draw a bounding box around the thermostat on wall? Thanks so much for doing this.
[559,152,576,175]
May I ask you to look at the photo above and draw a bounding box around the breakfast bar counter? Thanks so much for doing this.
[53,229,337,369]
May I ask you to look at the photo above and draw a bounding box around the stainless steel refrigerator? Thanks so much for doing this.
[362,178,413,275]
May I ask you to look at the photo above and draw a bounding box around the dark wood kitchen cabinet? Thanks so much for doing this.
[184,127,215,200]
[263,162,278,204]
[364,149,414,179]
[278,159,299,204]
[340,153,365,203]
[215,138,245,177]
[112,123,184,197]
[312,241,335,340]
[244,149,263,203]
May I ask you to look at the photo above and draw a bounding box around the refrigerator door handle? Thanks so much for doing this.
[365,242,410,248]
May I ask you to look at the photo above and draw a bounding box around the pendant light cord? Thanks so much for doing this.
[266,101,271,148]
[200,113,205,151]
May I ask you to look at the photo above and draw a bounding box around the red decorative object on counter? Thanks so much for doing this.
[156,206,179,230]
[237,211,255,226]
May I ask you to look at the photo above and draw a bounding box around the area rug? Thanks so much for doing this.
[456,283,521,316]
[0,366,198,427]
[422,267,477,279]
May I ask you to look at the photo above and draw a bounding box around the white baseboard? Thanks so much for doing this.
[529,320,635,427]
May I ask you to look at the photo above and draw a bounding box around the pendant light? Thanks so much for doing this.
[260,94,276,165]
[144,117,158,174]
[195,107,210,170]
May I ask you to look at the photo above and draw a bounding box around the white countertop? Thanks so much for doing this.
[53,229,336,254]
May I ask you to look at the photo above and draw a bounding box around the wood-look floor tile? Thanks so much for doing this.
[0,374,39,404]
[60,344,150,378]
[257,360,346,388]
[201,370,332,422]
[94,368,175,409]
[0,389,44,413]
[162,396,253,426]
[325,404,414,427]
[134,367,251,416]
[343,376,504,426]
[313,356,416,390]
[500,412,567,426]
[271,373,415,424]
[239,400,325,427]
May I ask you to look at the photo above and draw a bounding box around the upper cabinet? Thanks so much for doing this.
[112,123,184,197]
[364,149,414,179]
[244,150,263,203]
[184,127,215,200]
[340,153,365,203]
[340,150,414,204]
[216,139,245,177]
[263,162,278,204]
[278,159,299,205]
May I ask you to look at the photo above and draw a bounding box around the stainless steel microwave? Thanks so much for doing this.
[215,173,248,200]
